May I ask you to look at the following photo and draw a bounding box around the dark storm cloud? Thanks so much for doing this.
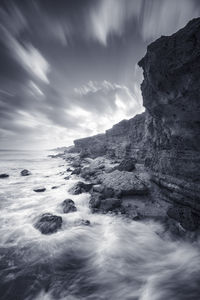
[0,0,200,149]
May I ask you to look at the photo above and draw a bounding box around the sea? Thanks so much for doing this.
[0,150,200,300]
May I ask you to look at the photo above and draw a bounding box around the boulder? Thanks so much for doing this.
[67,168,72,172]
[89,192,103,211]
[62,199,77,213]
[21,169,31,176]
[117,158,136,172]
[34,213,62,234]
[0,173,9,178]
[68,181,93,195]
[64,176,70,180]
[33,187,46,192]
[99,198,122,213]
[98,170,148,196]
[51,186,59,189]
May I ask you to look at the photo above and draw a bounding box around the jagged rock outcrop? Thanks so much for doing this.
[74,134,107,158]
[138,18,200,222]
[71,18,200,230]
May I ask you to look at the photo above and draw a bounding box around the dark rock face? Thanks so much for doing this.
[74,134,107,158]
[68,181,93,195]
[117,158,136,172]
[21,169,31,176]
[105,113,146,161]
[62,199,77,213]
[0,174,9,178]
[167,206,200,231]
[34,213,62,234]
[138,18,200,228]
[33,187,46,192]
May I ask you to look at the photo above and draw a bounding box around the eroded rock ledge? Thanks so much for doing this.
[70,18,200,231]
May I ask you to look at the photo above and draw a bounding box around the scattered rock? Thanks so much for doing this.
[51,186,59,189]
[0,173,9,178]
[117,158,136,172]
[71,167,82,175]
[62,199,77,213]
[21,169,31,176]
[34,213,62,234]
[75,219,91,226]
[33,187,46,192]
[68,181,93,195]
[167,206,200,231]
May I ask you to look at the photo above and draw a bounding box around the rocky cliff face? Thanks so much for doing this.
[72,18,200,229]
[138,18,200,217]
[74,134,107,158]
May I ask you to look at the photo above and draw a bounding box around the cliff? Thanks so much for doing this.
[72,18,200,229]
[138,18,200,216]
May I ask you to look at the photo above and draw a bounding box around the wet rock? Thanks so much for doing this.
[71,167,81,175]
[89,192,103,211]
[62,199,77,213]
[167,206,200,231]
[98,170,148,196]
[68,181,93,195]
[92,184,104,193]
[99,198,122,213]
[72,160,81,168]
[21,169,31,176]
[33,187,46,192]
[51,186,59,189]
[75,219,91,226]
[117,158,136,172]
[0,173,9,178]
[34,213,62,234]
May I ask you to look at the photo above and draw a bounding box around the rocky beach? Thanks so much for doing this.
[0,14,200,300]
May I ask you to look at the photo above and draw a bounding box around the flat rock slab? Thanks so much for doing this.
[34,187,46,192]
[98,170,148,196]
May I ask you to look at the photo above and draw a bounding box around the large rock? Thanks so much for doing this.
[98,170,148,196]
[117,158,136,172]
[62,199,77,213]
[0,173,9,178]
[68,181,93,195]
[89,192,122,214]
[21,169,31,176]
[34,213,62,234]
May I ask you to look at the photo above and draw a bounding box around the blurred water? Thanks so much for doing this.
[0,150,200,300]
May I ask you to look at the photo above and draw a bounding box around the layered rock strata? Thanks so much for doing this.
[71,18,200,230]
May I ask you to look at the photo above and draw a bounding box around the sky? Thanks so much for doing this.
[0,0,200,150]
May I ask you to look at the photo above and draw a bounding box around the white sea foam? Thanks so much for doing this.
[0,150,199,300]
